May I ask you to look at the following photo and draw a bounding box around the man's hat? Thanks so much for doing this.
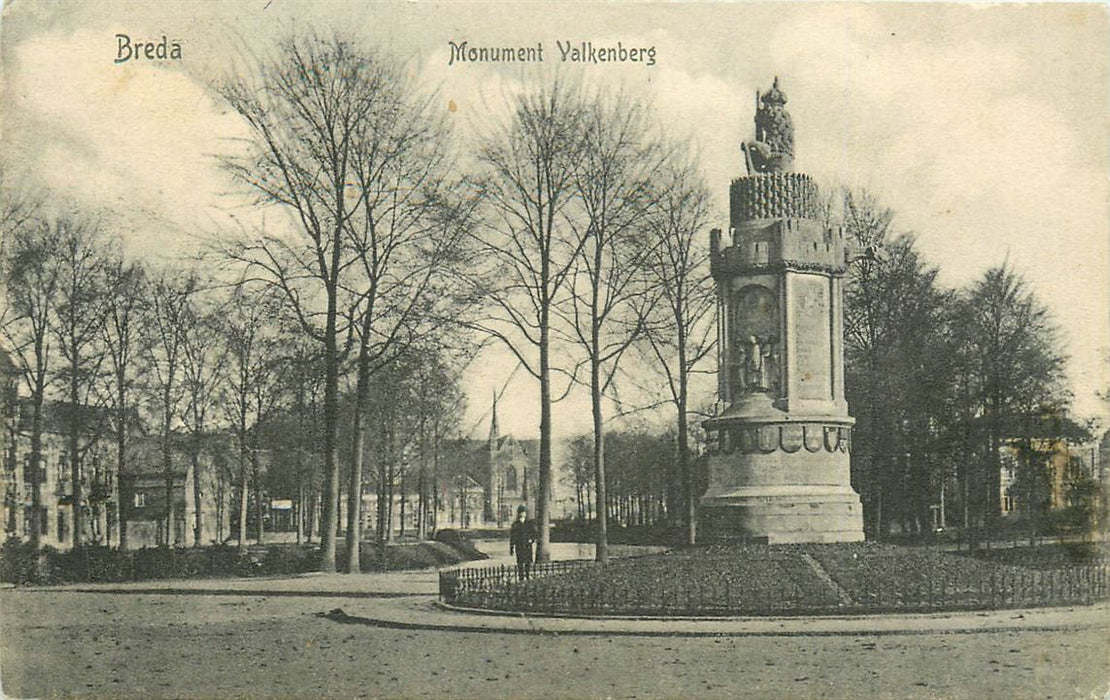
[517,505,528,514]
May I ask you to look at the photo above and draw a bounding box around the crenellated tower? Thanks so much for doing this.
[700,78,864,543]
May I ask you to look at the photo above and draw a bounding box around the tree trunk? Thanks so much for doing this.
[307,491,317,543]
[376,459,387,543]
[376,413,388,543]
[677,337,694,546]
[536,308,552,563]
[69,369,83,550]
[399,476,407,538]
[191,440,203,547]
[345,362,369,573]
[417,422,428,540]
[295,475,303,545]
[252,447,264,545]
[29,377,45,548]
[214,471,225,543]
[318,315,340,571]
[385,449,395,543]
[431,422,440,534]
[116,391,129,551]
[236,400,249,551]
[591,351,608,564]
[162,414,174,547]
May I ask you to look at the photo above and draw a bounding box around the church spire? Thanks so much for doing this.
[488,390,500,444]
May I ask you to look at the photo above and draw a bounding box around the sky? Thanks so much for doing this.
[2,0,1108,442]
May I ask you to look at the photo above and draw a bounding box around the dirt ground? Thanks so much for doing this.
[2,587,1108,700]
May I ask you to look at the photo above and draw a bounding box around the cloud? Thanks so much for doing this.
[2,3,1106,427]
[6,28,247,259]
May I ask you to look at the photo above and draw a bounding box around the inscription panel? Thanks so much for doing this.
[792,274,831,400]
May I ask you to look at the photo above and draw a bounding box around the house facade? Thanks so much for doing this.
[0,379,236,550]
[2,396,122,550]
[119,434,236,549]
[1000,437,1102,518]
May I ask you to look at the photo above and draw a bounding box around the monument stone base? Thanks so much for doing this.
[699,487,864,544]
[699,412,865,544]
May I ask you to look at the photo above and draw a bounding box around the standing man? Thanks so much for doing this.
[509,505,536,581]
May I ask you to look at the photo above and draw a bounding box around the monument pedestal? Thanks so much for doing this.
[701,405,863,544]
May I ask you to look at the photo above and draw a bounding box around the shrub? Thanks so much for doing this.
[260,544,319,575]
[432,529,464,546]
[550,520,683,546]
[433,529,488,560]
[1,537,51,585]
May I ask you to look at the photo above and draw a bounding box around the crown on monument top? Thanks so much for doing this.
[760,76,788,107]
[741,76,795,175]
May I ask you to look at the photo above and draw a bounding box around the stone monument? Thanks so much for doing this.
[700,77,865,543]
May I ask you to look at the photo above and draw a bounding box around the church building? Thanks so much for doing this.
[437,395,537,528]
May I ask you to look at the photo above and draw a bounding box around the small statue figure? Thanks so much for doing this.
[731,335,776,395]
[743,335,772,392]
[741,77,795,175]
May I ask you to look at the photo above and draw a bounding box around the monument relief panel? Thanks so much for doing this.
[728,284,780,398]
[792,274,831,401]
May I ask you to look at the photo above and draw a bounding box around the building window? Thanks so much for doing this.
[24,506,48,535]
[133,492,147,509]
[505,468,517,492]
[57,510,68,543]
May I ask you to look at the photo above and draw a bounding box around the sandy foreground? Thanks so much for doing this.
[2,543,1109,699]
[2,581,1108,700]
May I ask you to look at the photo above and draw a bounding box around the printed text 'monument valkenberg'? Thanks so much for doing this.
[448,41,657,67]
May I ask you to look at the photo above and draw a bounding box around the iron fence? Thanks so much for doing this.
[438,561,1110,616]
[438,560,594,604]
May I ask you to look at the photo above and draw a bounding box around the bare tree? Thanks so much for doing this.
[639,158,715,545]
[563,91,664,563]
[563,434,595,522]
[101,257,146,550]
[0,165,42,264]
[469,79,589,562]
[220,285,282,551]
[249,342,285,547]
[413,356,466,539]
[339,60,473,572]
[219,33,388,571]
[1,216,63,548]
[180,292,229,547]
[276,337,324,543]
[50,216,112,549]
[141,272,197,546]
